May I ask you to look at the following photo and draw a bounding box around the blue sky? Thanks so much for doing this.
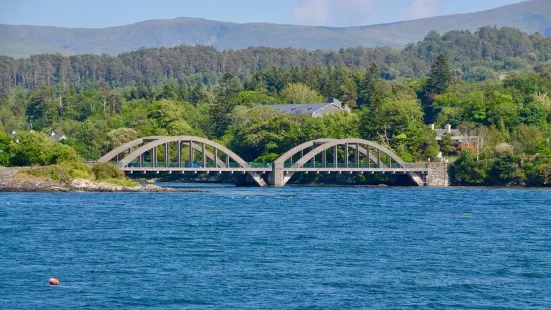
[0,0,525,28]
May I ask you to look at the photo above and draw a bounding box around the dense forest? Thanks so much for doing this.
[1,26,551,186]
[1,27,551,92]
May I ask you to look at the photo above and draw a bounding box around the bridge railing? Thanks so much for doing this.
[125,161,271,169]
[282,162,429,169]
[125,161,429,170]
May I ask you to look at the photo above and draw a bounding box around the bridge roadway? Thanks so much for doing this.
[122,164,430,175]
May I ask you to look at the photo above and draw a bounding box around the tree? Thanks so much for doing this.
[26,86,59,130]
[228,107,298,161]
[234,91,277,107]
[104,128,138,151]
[8,131,80,166]
[449,152,489,185]
[425,54,452,95]
[209,73,242,137]
[488,154,524,186]
[359,97,424,143]
[156,82,179,101]
[166,121,195,136]
[440,133,457,156]
[0,132,11,166]
[357,63,384,109]
[512,125,549,155]
[281,83,324,104]
[148,99,183,129]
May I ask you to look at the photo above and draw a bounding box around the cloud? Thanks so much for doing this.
[292,0,380,26]
[402,0,440,20]
[330,0,381,26]
[292,0,329,24]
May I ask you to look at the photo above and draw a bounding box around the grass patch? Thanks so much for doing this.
[102,178,140,188]
[24,165,72,182]
[23,162,94,182]
[18,162,134,187]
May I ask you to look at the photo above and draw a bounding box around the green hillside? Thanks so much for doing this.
[1,0,550,58]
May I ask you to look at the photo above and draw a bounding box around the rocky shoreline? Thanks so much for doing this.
[0,167,204,193]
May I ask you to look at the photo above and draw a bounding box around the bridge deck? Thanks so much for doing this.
[122,167,429,174]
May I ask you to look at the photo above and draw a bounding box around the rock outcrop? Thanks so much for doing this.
[0,167,194,192]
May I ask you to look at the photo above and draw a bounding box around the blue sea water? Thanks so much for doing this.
[0,186,550,309]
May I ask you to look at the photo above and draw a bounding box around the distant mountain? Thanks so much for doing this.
[1,0,550,58]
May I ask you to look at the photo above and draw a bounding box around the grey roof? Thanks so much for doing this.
[49,133,67,142]
[435,129,461,138]
[261,103,336,115]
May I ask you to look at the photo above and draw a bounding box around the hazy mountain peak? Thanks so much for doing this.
[0,0,549,58]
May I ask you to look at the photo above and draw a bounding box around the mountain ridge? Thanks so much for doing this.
[1,0,550,58]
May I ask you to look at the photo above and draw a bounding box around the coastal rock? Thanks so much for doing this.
[70,179,128,192]
[0,167,192,192]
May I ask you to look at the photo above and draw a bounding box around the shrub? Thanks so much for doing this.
[449,151,489,185]
[24,161,94,183]
[8,131,81,166]
[26,165,72,182]
[69,162,94,180]
[92,163,125,181]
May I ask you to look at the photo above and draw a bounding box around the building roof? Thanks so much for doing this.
[261,103,332,115]
[259,98,350,116]
[49,133,67,142]
[434,129,461,139]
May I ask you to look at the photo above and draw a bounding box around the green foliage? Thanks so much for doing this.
[0,132,10,166]
[440,133,457,156]
[102,178,140,187]
[525,162,551,187]
[281,83,324,104]
[228,107,298,161]
[105,128,138,151]
[235,91,277,107]
[91,163,125,181]
[512,125,550,155]
[488,154,524,186]
[450,152,489,186]
[25,165,72,182]
[25,161,92,183]
[425,54,452,95]
[253,153,280,164]
[209,73,242,138]
[358,63,384,108]
[1,26,551,186]
[8,131,80,166]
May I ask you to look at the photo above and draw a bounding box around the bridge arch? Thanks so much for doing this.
[274,138,398,167]
[274,139,335,164]
[98,137,226,167]
[294,138,406,168]
[271,138,424,186]
[99,136,158,163]
[117,136,247,168]
[100,136,267,187]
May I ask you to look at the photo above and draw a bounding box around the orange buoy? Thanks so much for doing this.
[48,278,60,286]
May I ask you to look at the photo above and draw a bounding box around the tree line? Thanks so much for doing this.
[1,27,551,93]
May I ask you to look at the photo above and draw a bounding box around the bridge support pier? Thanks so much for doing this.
[268,163,293,187]
[232,172,268,187]
[424,162,450,187]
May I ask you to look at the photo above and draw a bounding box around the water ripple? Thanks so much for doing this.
[1,187,550,309]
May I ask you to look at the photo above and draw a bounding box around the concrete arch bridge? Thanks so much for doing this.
[98,136,445,187]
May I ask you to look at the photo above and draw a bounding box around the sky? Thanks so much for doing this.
[0,0,526,28]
